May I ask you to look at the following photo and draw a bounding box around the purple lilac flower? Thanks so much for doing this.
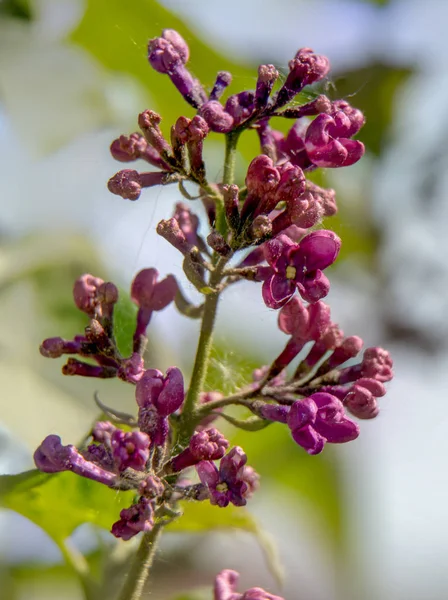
[34,435,117,486]
[110,429,150,472]
[138,475,165,498]
[259,393,359,455]
[214,569,284,600]
[131,268,177,351]
[39,336,83,358]
[209,71,232,101]
[148,30,206,108]
[199,100,235,133]
[304,113,365,168]
[136,367,185,445]
[110,133,170,170]
[339,346,393,384]
[111,496,155,541]
[117,352,145,383]
[274,47,330,109]
[265,298,331,373]
[196,446,256,507]
[258,230,341,308]
[169,428,229,472]
[286,393,359,454]
[73,274,118,320]
[107,169,171,201]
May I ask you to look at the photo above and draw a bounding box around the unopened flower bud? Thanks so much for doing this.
[138,110,172,156]
[207,231,231,256]
[34,435,116,486]
[249,215,272,240]
[199,101,234,133]
[40,336,82,358]
[148,30,189,73]
[111,496,154,540]
[62,358,117,379]
[210,71,232,101]
[255,64,279,109]
[224,91,255,127]
[222,184,240,230]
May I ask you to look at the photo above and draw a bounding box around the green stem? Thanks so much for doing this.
[181,256,229,437]
[223,131,240,185]
[116,523,163,600]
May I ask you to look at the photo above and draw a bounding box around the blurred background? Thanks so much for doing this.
[0,0,447,598]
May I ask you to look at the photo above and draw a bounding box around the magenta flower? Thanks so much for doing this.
[131,268,177,351]
[34,435,117,487]
[274,47,330,109]
[287,393,359,455]
[147,30,206,108]
[136,367,185,445]
[259,230,341,308]
[196,446,255,507]
[339,346,393,384]
[110,430,150,472]
[111,496,154,541]
[214,569,284,600]
[169,428,229,473]
[304,113,365,168]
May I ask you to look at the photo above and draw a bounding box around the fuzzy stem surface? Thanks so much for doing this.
[116,523,163,600]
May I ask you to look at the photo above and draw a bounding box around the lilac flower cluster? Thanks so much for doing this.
[35,30,392,592]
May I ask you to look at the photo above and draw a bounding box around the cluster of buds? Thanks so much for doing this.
[34,28,393,580]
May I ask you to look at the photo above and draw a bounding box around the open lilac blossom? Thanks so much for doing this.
[169,428,229,472]
[287,393,359,454]
[117,352,145,384]
[196,447,255,507]
[110,429,150,472]
[34,435,117,486]
[259,230,341,308]
[111,496,155,541]
[214,569,284,600]
[304,113,365,168]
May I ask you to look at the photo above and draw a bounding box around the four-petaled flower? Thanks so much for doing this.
[196,447,256,507]
[259,230,341,308]
[287,393,359,455]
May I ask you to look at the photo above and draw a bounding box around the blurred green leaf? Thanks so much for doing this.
[113,289,137,357]
[331,63,413,155]
[0,0,32,20]
[169,500,283,584]
[0,469,134,544]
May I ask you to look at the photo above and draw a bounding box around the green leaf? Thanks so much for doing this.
[0,470,135,544]
[113,289,137,357]
[0,0,32,20]
[168,500,283,584]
